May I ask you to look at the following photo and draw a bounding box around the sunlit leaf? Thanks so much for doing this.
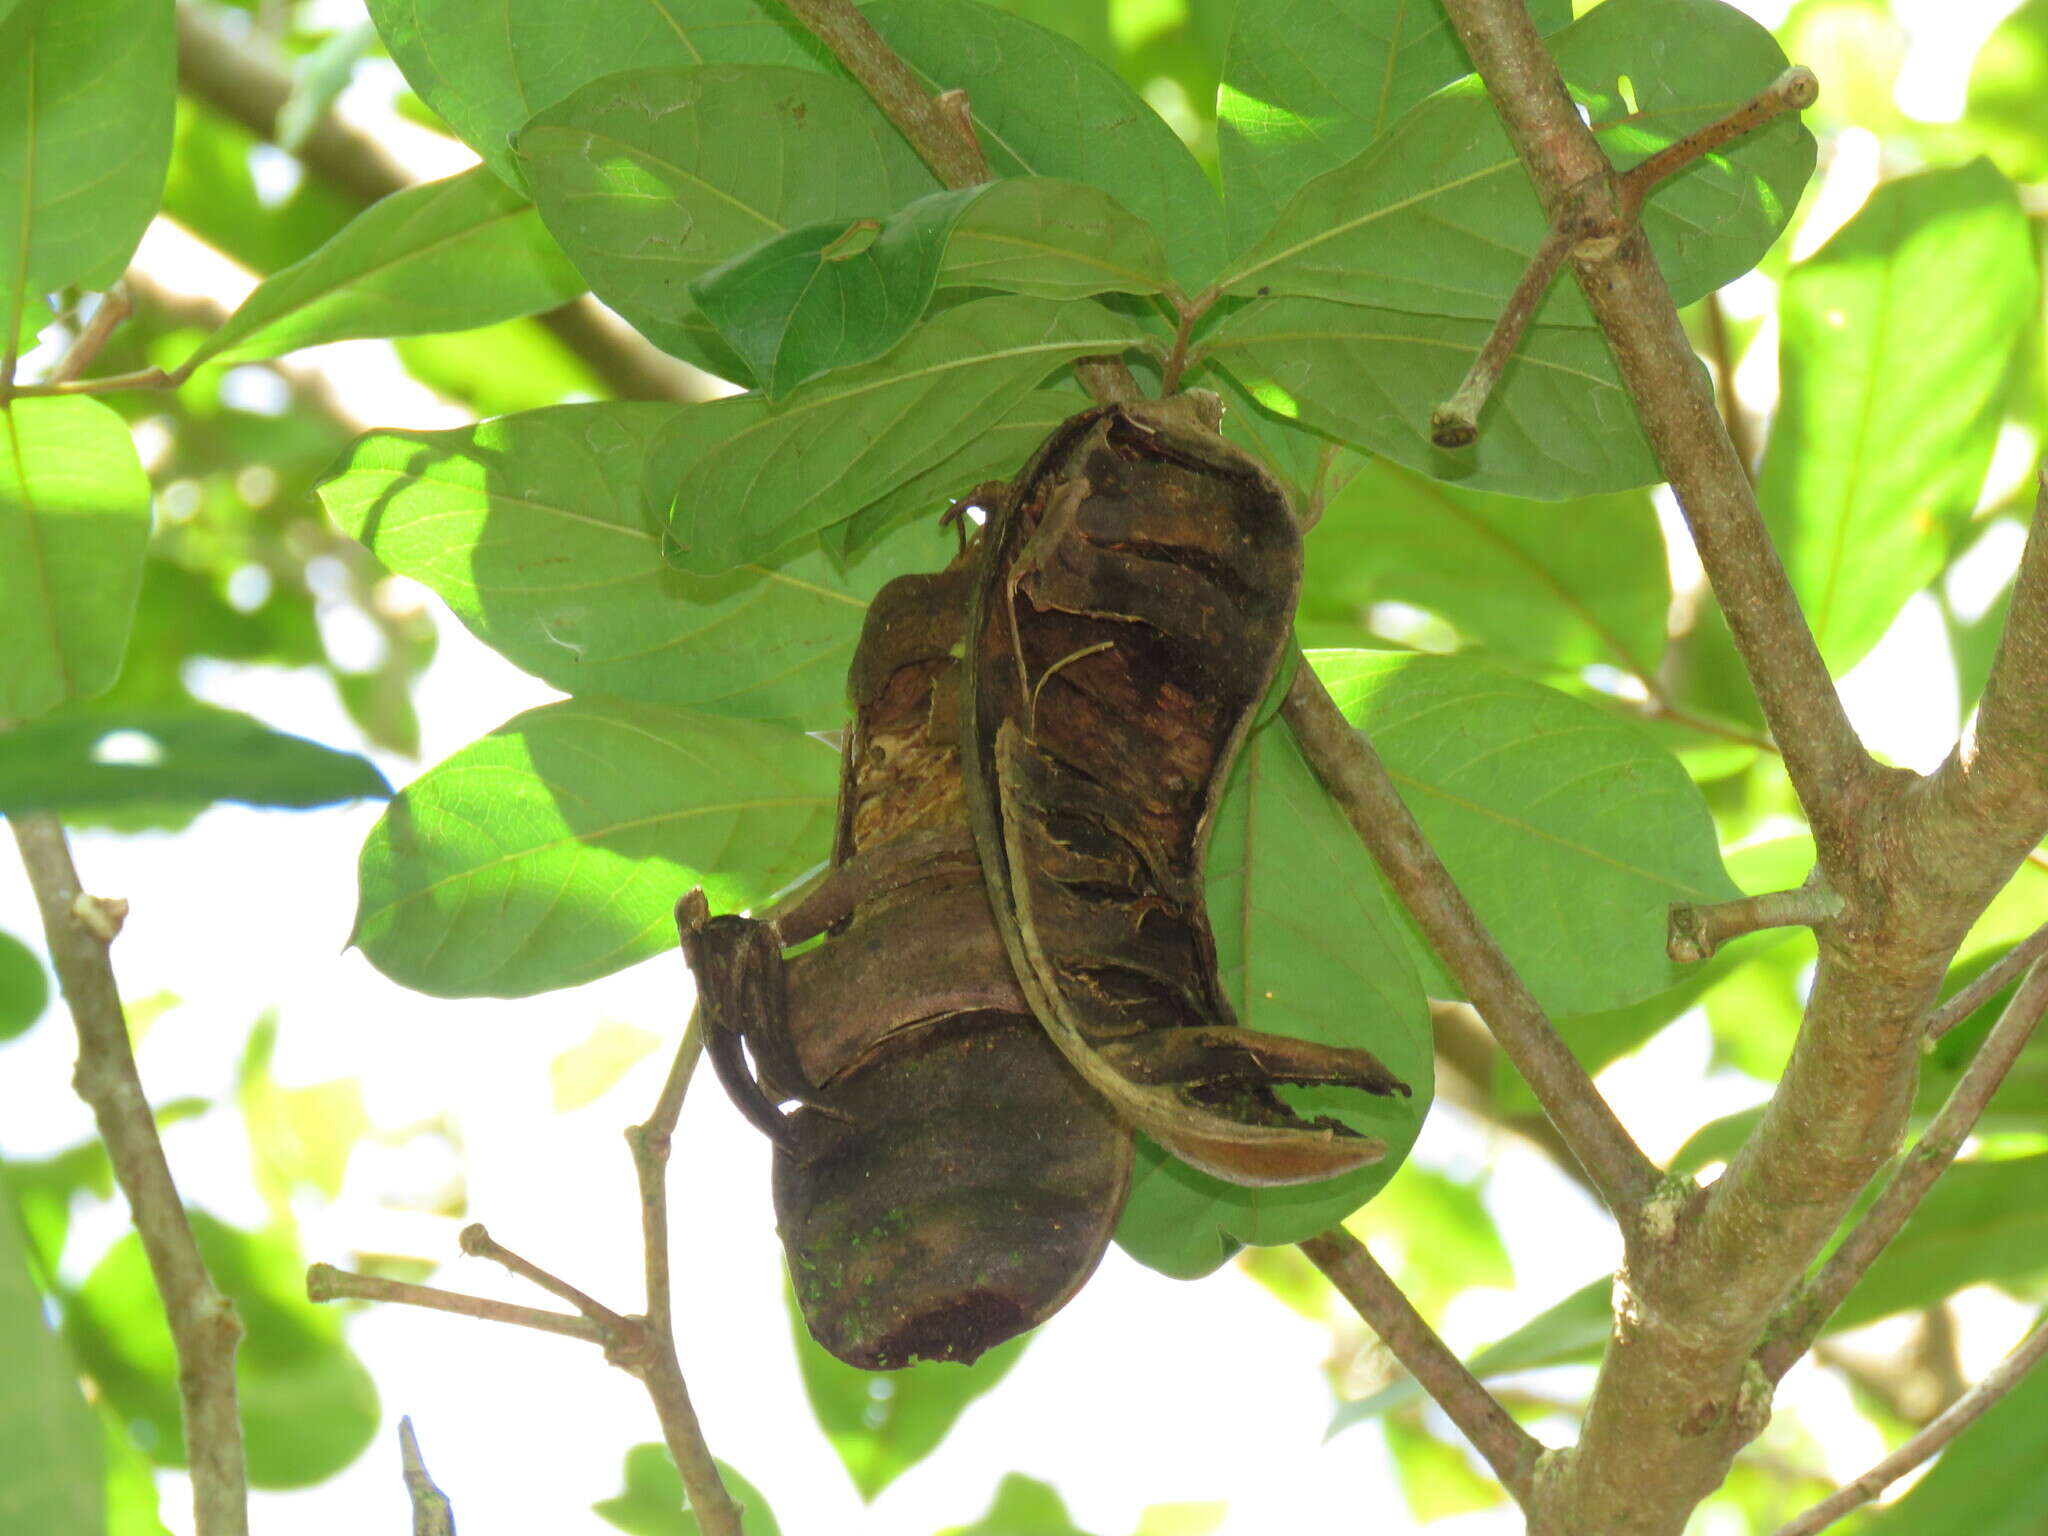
[185,167,584,369]
[237,1015,369,1217]
[354,697,837,997]
[0,397,154,720]
[550,1020,662,1112]
[936,1473,1099,1536]
[1966,0,2048,183]
[593,1446,781,1536]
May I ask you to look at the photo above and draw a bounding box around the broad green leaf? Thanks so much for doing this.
[394,317,603,418]
[865,0,1225,288]
[788,1282,1026,1502]
[366,0,827,189]
[274,19,378,155]
[0,0,173,329]
[1760,160,2035,673]
[693,191,981,400]
[237,1015,368,1217]
[594,1446,781,1536]
[1863,1331,2048,1536]
[0,709,389,814]
[1315,650,1741,1015]
[1966,0,2048,183]
[664,296,1143,574]
[63,1214,379,1488]
[354,697,836,997]
[1115,711,1433,1272]
[163,100,358,277]
[0,930,47,1043]
[0,1168,100,1536]
[1201,297,1659,498]
[941,178,1171,299]
[1223,0,1813,319]
[937,1474,1099,1536]
[1217,0,1574,251]
[322,401,946,726]
[184,167,584,369]
[1829,1156,2048,1333]
[1331,1275,1611,1433]
[0,397,154,720]
[828,387,1086,562]
[1348,1165,1513,1315]
[519,64,938,374]
[1308,463,1669,681]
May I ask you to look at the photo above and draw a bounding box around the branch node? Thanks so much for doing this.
[70,890,129,942]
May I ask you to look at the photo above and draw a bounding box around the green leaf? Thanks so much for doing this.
[593,1446,781,1536]
[62,1214,379,1488]
[237,1015,369,1218]
[788,1282,1026,1502]
[1387,1412,1509,1522]
[0,930,48,1044]
[1114,710,1434,1273]
[274,19,377,154]
[936,1474,1099,1536]
[1308,462,1669,681]
[366,0,827,189]
[1223,0,1813,319]
[1201,297,1659,498]
[1759,159,2035,672]
[0,1168,101,1536]
[1330,1275,1611,1433]
[693,191,981,400]
[321,401,947,728]
[519,64,939,374]
[1863,1328,2048,1536]
[1217,0,1574,251]
[1829,1156,2048,1333]
[1349,1166,1513,1315]
[0,709,389,815]
[0,397,154,720]
[354,697,837,997]
[100,1405,170,1536]
[664,296,1143,574]
[184,166,585,369]
[1966,0,2048,183]
[1314,650,1741,1015]
[0,0,173,325]
[865,0,1224,289]
[940,178,1171,300]
[1204,363,1367,522]
[550,1020,662,1112]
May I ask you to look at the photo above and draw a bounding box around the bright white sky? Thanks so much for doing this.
[0,2,2038,1532]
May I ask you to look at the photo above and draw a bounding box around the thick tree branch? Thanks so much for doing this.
[11,817,249,1536]
[1759,959,2048,1379]
[1437,0,1874,877]
[172,3,705,403]
[769,0,987,188]
[1301,1229,1543,1502]
[1283,666,1662,1221]
[1771,1310,2048,1536]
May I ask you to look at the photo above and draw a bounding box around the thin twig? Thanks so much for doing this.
[11,817,250,1536]
[1301,1229,1542,1502]
[458,1224,631,1333]
[1769,1310,2048,1536]
[1161,286,1218,395]
[305,1263,607,1344]
[9,365,179,398]
[1668,877,1841,963]
[399,1418,457,1536]
[1615,68,1819,217]
[1430,1000,1599,1201]
[1430,224,1571,447]
[1928,921,2048,1038]
[769,0,987,189]
[1759,959,2048,1380]
[1281,665,1662,1221]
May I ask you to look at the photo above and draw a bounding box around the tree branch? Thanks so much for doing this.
[1301,1229,1543,1502]
[1668,877,1841,963]
[769,0,987,189]
[1430,1000,1599,1202]
[1759,958,2048,1379]
[1282,665,1662,1221]
[305,1263,608,1344]
[1436,0,1874,878]
[399,1418,457,1536]
[1770,1310,2048,1536]
[172,2,706,403]
[1928,919,2048,1039]
[11,816,249,1536]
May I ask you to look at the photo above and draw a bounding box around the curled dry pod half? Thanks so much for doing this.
[683,557,1130,1369]
[961,394,1411,1188]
